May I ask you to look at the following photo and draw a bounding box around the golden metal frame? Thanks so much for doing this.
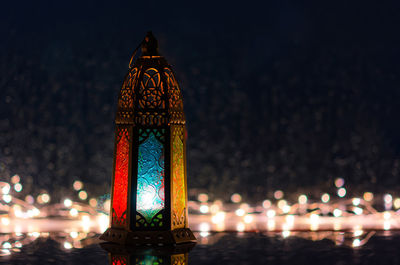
[100,32,196,245]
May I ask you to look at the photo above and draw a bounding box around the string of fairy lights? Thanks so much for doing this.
[1,175,400,256]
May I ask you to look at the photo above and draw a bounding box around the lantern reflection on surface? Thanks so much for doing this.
[101,242,194,265]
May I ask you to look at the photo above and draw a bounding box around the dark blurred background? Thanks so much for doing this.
[1,1,399,202]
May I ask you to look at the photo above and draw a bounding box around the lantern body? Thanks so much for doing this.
[100,32,195,244]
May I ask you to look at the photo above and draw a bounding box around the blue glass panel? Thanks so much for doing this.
[136,132,165,223]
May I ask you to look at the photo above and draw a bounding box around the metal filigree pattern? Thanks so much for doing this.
[171,254,186,265]
[116,58,185,126]
[139,68,165,109]
[136,129,166,227]
[116,68,138,124]
[172,126,186,228]
[165,68,185,125]
[112,127,130,228]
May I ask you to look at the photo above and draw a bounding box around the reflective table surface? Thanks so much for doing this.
[1,231,400,264]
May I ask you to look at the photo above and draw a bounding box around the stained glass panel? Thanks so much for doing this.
[111,255,128,265]
[172,126,186,228]
[136,131,165,224]
[112,127,130,227]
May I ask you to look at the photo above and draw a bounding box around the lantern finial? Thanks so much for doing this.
[141,31,159,56]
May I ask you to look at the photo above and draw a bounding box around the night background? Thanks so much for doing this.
[1,1,400,203]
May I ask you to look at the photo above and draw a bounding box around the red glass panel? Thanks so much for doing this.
[111,255,127,265]
[112,128,130,227]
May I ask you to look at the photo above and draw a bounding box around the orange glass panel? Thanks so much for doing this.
[172,126,186,228]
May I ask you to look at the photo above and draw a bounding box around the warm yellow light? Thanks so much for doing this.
[40,193,50,204]
[199,222,210,232]
[384,194,393,204]
[236,222,245,232]
[334,178,345,188]
[198,193,209,203]
[244,214,253,224]
[353,229,363,237]
[352,238,361,247]
[64,242,73,249]
[25,195,34,204]
[1,217,10,225]
[353,207,363,215]
[73,180,83,191]
[352,198,361,206]
[239,203,250,211]
[282,230,291,238]
[298,194,307,204]
[87,199,96,208]
[64,198,73,208]
[282,205,291,214]
[262,199,271,208]
[363,192,373,202]
[104,199,111,212]
[14,183,23,192]
[333,221,341,231]
[1,184,10,195]
[15,241,22,248]
[383,211,391,220]
[11,175,20,184]
[78,190,88,200]
[274,190,284,199]
[69,208,78,217]
[199,204,209,214]
[333,209,342,217]
[310,213,319,223]
[97,213,109,232]
[267,209,276,218]
[267,219,275,231]
[235,208,245,217]
[211,211,225,224]
[230,193,242,203]
[70,231,78,238]
[3,242,12,249]
[394,198,400,209]
[337,188,346,198]
[277,199,287,209]
[209,204,220,214]
[321,193,330,203]
[384,221,391,230]
[285,215,295,226]
[3,194,12,203]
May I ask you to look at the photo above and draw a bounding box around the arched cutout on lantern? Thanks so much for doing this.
[100,32,196,245]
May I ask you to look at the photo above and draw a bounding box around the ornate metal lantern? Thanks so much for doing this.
[100,32,195,245]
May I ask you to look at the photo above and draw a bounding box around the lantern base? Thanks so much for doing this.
[100,227,196,245]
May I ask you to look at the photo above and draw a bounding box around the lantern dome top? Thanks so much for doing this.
[116,32,185,126]
[141,31,159,56]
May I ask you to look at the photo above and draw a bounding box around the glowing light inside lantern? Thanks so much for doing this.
[136,132,165,223]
